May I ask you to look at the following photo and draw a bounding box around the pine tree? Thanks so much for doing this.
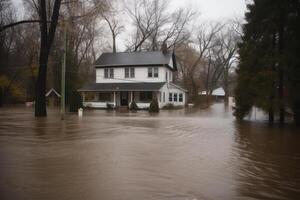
[234,0,300,125]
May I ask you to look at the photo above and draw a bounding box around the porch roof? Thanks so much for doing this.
[78,82,165,92]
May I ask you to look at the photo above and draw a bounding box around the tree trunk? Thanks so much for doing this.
[35,59,48,116]
[224,69,229,103]
[268,33,276,124]
[205,63,211,104]
[294,101,300,126]
[112,34,116,53]
[269,108,274,125]
[278,15,285,125]
[34,0,61,117]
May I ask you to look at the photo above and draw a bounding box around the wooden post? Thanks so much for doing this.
[61,21,67,120]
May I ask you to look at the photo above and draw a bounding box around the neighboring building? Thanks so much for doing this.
[46,88,61,107]
[199,87,225,101]
[78,50,187,109]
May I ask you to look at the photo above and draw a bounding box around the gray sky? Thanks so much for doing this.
[172,0,246,20]
[12,0,247,21]
[12,0,247,51]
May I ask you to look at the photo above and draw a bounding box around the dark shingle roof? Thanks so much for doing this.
[78,82,165,92]
[94,51,177,71]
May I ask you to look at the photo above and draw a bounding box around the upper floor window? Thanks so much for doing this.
[125,67,135,78]
[154,68,159,77]
[104,68,114,79]
[148,67,159,78]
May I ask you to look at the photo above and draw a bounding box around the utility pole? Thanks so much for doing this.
[61,21,67,120]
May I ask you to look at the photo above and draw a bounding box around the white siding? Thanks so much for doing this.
[96,66,174,83]
[159,83,186,108]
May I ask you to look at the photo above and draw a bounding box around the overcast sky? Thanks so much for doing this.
[13,0,247,20]
[172,0,247,20]
[12,0,247,51]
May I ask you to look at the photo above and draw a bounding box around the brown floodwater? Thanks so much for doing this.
[0,104,299,200]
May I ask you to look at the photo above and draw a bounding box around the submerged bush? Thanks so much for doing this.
[106,102,114,109]
[130,101,138,110]
[149,98,159,113]
[162,103,175,109]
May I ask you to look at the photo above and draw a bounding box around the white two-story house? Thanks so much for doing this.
[78,50,187,109]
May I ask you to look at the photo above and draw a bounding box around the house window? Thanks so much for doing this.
[130,68,135,78]
[169,93,172,102]
[169,71,172,81]
[154,67,159,77]
[163,92,165,102]
[140,91,153,102]
[148,67,159,78]
[125,67,135,78]
[174,93,178,102]
[148,68,153,77]
[109,68,114,78]
[99,92,111,101]
[166,72,168,81]
[125,68,129,78]
[179,93,183,102]
[104,68,114,78]
[104,68,109,78]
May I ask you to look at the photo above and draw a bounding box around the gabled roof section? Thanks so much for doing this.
[45,88,61,97]
[94,51,177,71]
[199,87,225,96]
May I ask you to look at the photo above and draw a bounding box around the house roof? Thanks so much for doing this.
[78,82,166,92]
[168,83,188,92]
[94,51,177,71]
[199,87,225,96]
[45,88,61,97]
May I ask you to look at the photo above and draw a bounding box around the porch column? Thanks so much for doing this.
[130,91,133,103]
[82,92,85,102]
[113,91,116,106]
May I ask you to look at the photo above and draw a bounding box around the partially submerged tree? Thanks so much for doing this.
[34,0,62,117]
[234,0,300,125]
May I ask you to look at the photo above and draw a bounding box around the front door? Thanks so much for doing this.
[120,91,128,106]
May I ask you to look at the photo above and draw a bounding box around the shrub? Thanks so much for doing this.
[162,103,175,109]
[106,102,114,109]
[149,98,159,113]
[69,91,83,112]
[130,101,138,110]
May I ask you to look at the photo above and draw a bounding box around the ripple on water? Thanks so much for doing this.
[0,104,300,200]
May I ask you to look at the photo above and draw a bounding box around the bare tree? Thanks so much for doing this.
[125,0,194,52]
[101,1,124,53]
[186,22,223,98]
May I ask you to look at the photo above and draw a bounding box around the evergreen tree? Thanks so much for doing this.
[235,0,300,125]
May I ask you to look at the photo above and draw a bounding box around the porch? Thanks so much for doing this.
[81,91,158,109]
[78,82,165,109]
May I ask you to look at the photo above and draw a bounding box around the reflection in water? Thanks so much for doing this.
[234,122,300,200]
[0,104,299,200]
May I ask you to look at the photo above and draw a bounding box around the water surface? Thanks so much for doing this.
[0,104,299,200]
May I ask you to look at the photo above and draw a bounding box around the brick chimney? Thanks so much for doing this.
[161,42,168,54]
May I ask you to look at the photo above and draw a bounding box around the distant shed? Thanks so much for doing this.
[46,88,61,106]
[199,87,225,101]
